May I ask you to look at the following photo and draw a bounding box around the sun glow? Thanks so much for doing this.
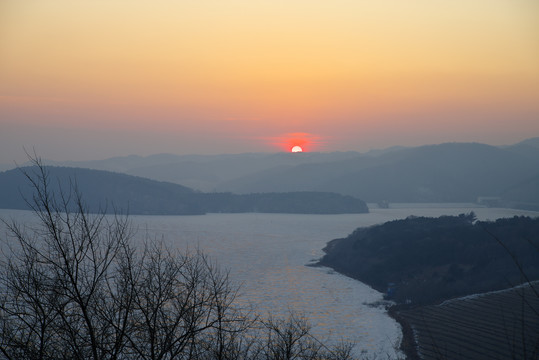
[267,132,324,152]
[1,1,538,161]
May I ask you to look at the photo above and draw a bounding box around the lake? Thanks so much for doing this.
[1,205,537,358]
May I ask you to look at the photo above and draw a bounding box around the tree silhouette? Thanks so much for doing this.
[0,156,365,360]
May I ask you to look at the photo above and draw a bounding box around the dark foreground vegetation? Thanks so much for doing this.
[318,214,539,359]
[0,166,368,215]
[0,159,367,360]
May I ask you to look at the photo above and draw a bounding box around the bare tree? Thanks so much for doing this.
[123,243,248,360]
[253,313,356,360]
[0,157,248,360]
[0,157,136,360]
[0,156,365,360]
[259,314,317,360]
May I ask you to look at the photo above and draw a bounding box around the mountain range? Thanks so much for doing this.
[7,138,538,210]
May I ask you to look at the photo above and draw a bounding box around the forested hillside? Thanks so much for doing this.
[0,166,368,215]
[318,214,539,304]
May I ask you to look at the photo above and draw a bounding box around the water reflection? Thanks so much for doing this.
[2,206,537,358]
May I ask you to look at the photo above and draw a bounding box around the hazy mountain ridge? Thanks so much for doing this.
[3,138,538,207]
[322,143,539,202]
[217,142,539,206]
[18,152,362,192]
[0,166,368,215]
[508,136,539,149]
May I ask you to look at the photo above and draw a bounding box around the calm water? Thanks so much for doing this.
[1,205,537,358]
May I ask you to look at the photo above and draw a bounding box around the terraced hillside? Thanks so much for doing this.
[398,283,539,360]
[318,214,539,359]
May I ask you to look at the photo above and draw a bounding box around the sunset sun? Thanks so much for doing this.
[291,146,303,153]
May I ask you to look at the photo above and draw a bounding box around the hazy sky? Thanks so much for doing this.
[1,0,538,163]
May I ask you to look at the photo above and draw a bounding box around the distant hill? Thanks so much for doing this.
[317,214,539,305]
[501,174,539,211]
[503,137,539,164]
[0,166,368,215]
[512,136,539,149]
[6,138,539,207]
[30,152,363,192]
[0,166,202,215]
[216,142,539,205]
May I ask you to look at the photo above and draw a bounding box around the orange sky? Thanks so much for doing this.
[1,0,538,162]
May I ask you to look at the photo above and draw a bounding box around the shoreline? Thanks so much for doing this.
[320,260,539,360]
